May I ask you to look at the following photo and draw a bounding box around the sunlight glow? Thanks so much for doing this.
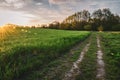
[0,24,17,41]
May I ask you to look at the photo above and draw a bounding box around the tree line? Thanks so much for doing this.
[42,8,120,31]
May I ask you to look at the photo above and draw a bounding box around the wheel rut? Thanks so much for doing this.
[63,40,91,80]
[96,36,105,80]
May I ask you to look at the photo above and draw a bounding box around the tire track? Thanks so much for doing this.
[96,36,105,80]
[63,41,91,80]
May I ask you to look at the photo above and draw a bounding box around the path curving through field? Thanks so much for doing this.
[96,36,105,80]
[63,41,91,80]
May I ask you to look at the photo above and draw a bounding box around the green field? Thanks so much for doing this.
[0,27,90,80]
[0,27,120,80]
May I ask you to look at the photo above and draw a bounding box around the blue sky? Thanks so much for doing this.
[0,0,120,26]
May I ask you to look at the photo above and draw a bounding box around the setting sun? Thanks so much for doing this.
[0,24,18,40]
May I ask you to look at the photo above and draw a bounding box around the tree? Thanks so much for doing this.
[81,10,90,21]
[48,21,60,29]
[84,25,92,31]
[92,9,103,20]
[112,24,120,31]
[48,8,120,31]
[102,8,112,20]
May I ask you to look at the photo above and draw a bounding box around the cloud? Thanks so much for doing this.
[0,0,27,9]
[49,0,67,4]
[0,0,120,26]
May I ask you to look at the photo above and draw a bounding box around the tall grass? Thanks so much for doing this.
[0,27,90,80]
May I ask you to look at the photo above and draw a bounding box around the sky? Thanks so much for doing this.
[0,0,120,26]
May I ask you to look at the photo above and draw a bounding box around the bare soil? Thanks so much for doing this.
[96,36,105,80]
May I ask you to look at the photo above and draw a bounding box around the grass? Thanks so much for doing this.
[100,32,120,80]
[0,27,90,80]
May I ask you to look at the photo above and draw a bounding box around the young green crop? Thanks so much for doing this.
[101,32,120,80]
[0,27,90,80]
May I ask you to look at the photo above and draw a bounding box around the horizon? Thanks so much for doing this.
[0,0,120,26]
